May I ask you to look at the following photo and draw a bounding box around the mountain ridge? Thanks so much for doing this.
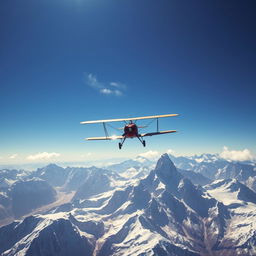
[0,154,255,255]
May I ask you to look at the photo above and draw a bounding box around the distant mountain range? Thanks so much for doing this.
[0,153,255,255]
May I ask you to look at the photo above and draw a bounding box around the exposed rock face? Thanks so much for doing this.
[25,219,94,256]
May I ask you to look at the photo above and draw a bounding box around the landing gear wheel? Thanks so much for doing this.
[143,140,146,147]
[119,143,122,149]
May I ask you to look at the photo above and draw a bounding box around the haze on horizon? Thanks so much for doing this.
[1,0,255,165]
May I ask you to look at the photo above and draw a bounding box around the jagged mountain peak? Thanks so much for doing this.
[154,154,183,195]
[141,154,216,218]
[155,154,182,179]
[158,153,173,163]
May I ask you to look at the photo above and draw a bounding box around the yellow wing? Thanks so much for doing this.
[81,114,179,124]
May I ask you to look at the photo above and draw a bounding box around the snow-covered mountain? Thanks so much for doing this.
[32,164,69,187]
[204,178,256,254]
[0,154,256,255]
[170,153,256,191]
[205,178,256,206]
[0,215,94,256]
[0,165,127,225]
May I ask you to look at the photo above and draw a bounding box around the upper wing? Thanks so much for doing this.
[86,135,124,141]
[140,130,177,137]
[80,114,179,124]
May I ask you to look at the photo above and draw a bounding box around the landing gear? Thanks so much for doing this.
[118,137,126,149]
[118,136,146,149]
[137,136,146,147]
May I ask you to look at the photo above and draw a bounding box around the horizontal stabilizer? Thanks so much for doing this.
[140,130,177,137]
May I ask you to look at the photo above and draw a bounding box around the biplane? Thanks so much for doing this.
[80,114,178,149]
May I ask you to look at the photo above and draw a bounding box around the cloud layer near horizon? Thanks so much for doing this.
[220,146,254,161]
[27,152,61,161]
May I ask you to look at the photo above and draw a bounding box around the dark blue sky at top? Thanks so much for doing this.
[0,0,256,162]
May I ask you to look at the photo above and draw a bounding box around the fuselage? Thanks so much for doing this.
[123,123,138,138]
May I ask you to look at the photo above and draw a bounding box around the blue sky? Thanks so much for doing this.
[1,0,256,164]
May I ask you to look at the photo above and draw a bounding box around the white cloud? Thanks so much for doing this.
[100,88,123,96]
[220,146,254,161]
[110,82,126,90]
[85,73,125,96]
[100,88,112,94]
[27,152,61,161]
[166,149,175,155]
[138,150,160,160]
[9,154,18,159]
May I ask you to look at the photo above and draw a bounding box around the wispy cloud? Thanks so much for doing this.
[110,82,126,90]
[220,146,254,161]
[27,152,61,161]
[85,73,126,96]
[9,154,18,159]
[87,73,103,89]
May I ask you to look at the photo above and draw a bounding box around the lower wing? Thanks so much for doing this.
[86,135,124,141]
[140,130,177,137]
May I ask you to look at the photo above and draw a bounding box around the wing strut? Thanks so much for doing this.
[103,122,109,138]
